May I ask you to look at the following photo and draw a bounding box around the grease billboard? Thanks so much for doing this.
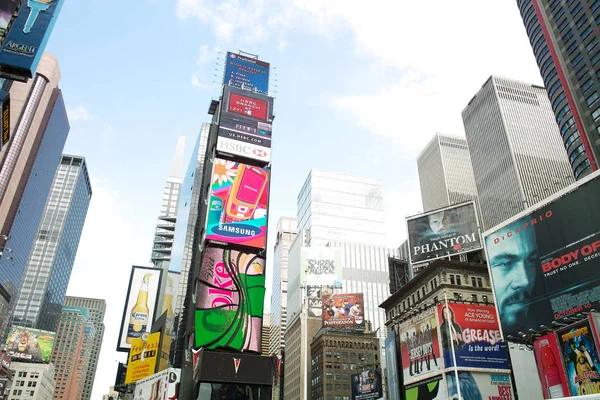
[0,0,65,81]
[223,52,269,94]
[195,246,265,353]
[484,173,600,339]
[407,202,481,264]
[205,158,269,249]
[437,303,509,370]
[5,326,54,362]
[399,306,442,385]
[322,293,364,328]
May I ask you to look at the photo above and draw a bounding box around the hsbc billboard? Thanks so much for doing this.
[217,136,271,162]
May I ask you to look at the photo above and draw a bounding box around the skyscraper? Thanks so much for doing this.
[150,136,185,269]
[50,305,94,400]
[0,54,67,335]
[270,216,296,353]
[297,169,385,246]
[462,76,575,230]
[516,0,600,179]
[12,155,92,331]
[64,296,106,400]
[417,133,478,212]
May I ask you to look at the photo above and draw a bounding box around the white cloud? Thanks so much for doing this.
[67,105,92,122]
[191,73,206,88]
[277,40,287,53]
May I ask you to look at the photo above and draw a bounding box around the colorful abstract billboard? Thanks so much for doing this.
[195,246,265,352]
[307,285,333,318]
[399,307,442,385]
[404,375,444,400]
[133,368,180,400]
[0,0,65,82]
[445,372,514,400]
[5,326,54,362]
[117,266,162,352]
[484,173,600,339]
[436,303,509,370]
[385,331,401,400]
[300,247,342,287]
[205,159,269,249]
[322,293,364,328]
[556,319,600,396]
[351,369,383,400]
[217,86,273,163]
[407,201,481,264]
[223,52,269,94]
[533,333,570,399]
[125,332,161,384]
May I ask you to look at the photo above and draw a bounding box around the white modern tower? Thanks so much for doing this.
[462,76,575,230]
[417,133,478,212]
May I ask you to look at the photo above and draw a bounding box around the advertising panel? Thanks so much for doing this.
[0,0,64,81]
[484,173,600,339]
[407,202,481,264]
[404,375,444,400]
[205,158,269,249]
[436,303,509,370]
[322,293,364,328]
[5,326,54,362]
[300,247,343,287]
[125,332,160,384]
[400,307,442,384]
[533,333,570,399]
[216,136,271,163]
[351,369,383,400]
[223,52,270,94]
[1,90,8,146]
[195,246,265,352]
[132,368,180,400]
[556,319,600,396]
[158,271,179,372]
[385,332,401,400]
[117,266,162,352]
[307,285,333,318]
[445,372,514,400]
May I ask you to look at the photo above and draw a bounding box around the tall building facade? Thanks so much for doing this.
[150,136,185,269]
[517,0,600,179]
[64,296,105,400]
[50,305,94,400]
[0,54,67,335]
[462,76,575,230]
[270,216,296,353]
[417,133,478,212]
[8,362,55,400]
[12,155,92,332]
[297,170,385,247]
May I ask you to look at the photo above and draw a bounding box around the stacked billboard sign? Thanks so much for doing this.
[223,52,269,94]
[407,201,481,265]
[5,326,54,362]
[483,172,600,339]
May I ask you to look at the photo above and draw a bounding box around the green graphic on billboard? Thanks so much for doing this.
[194,246,265,352]
[6,325,55,362]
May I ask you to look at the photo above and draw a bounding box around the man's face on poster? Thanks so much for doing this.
[487,224,538,331]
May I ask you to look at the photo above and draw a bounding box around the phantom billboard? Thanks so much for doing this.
[407,201,481,264]
[484,173,600,339]
[223,52,270,94]
[195,246,265,353]
[322,293,364,328]
[300,247,342,287]
[205,158,269,249]
[5,326,54,362]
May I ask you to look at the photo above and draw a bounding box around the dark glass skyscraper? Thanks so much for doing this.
[517,0,600,179]
[12,155,92,331]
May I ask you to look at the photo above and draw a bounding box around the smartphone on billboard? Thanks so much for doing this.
[223,164,269,223]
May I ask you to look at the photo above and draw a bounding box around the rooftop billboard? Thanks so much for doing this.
[223,52,269,94]
[195,246,265,353]
[300,247,342,287]
[205,159,269,249]
[483,173,600,339]
[0,0,65,82]
[322,293,364,328]
[5,325,54,362]
[407,201,481,264]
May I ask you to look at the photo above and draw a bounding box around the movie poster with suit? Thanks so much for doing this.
[556,319,600,396]
[399,307,442,385]
[436,303,509,370]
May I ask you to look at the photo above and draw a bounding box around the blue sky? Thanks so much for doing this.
[41,0,545,398]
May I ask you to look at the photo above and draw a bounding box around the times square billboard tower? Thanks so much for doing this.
[178,51,277,399]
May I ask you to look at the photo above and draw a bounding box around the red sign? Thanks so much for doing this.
[533,333,569,399]
[228,93,268,120]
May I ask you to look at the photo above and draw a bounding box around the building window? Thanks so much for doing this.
[422,287,426,297]
[454,293,462,300]
[472,294,478,303]
[482,295,488,303]
[587,92,600,107]
[450,275,455,285]
[471,277,476,286]
[477,277,483,287]
[456,276,462,286]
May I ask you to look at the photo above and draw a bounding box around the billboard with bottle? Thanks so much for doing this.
[533,333,570,399]
[158,271,179,372]
[223,52,270,94]
[194,246,265,353]
[125,332,161,384]
[5,326,54,362]
[117,266,162,352]
[205,158,269,249]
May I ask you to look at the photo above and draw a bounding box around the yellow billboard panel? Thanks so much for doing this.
[125,332,160,384]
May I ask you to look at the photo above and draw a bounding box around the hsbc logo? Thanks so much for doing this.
[253,149,267,157]
[217,137,270,161]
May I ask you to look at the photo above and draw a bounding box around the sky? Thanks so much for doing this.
[37,0,545,398]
